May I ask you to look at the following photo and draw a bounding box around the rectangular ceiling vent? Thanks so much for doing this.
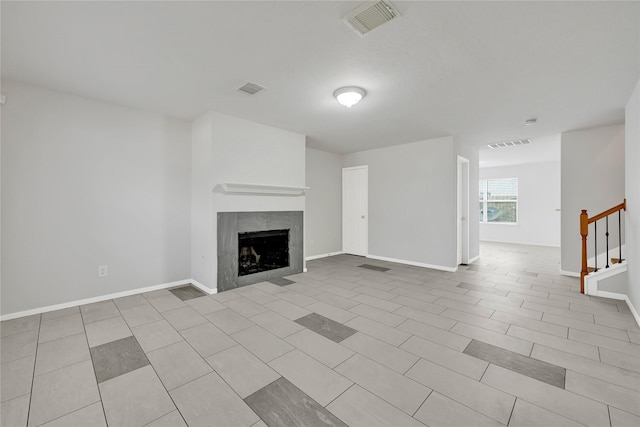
[344,1,399,36]
[487,139,532,149]
[236,82,265,96]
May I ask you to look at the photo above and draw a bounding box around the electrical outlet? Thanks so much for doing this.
[98,265,108,278]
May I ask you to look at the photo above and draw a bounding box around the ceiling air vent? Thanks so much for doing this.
[236,82,265,96]
[344,1,399,36]
[487,139,532,149]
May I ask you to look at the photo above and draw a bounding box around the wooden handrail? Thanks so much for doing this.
[580,199,626,293]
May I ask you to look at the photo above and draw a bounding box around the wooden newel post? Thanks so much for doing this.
[580,209,588,294]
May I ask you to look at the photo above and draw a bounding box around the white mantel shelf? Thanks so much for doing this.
[220,182,309,196]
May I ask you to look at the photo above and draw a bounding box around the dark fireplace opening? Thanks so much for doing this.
[238,229,290,277]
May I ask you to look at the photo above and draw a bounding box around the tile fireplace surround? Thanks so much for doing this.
[217,211,303,292]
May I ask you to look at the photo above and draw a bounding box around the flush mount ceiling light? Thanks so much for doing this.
[334,86,366,108]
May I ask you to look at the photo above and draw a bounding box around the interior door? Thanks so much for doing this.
[343,166,368,256]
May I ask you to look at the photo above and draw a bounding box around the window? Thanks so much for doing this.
[479,178,518,223]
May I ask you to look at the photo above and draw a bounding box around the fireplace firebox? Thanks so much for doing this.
[238,229,290,277]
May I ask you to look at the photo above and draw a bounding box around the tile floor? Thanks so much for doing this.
[2,243,640,426]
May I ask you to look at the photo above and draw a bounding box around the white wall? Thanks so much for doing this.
[480,162,561,247]
[343,136,457,270]
[1,80,191,315]
[190,111,306,290]
[560,124,625,273]
[625,78,640,319]
[305,148,342,258]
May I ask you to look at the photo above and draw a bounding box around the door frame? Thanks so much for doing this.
[457,156,470,265]
[342,165,368,257]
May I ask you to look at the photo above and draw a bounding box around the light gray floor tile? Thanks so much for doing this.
[245,377,347,427]
[250,310,305,338]
[531,344,640,392]
[508,399,582,427]
[341,332,419,374]
[80,300,120,324]
[169,285,207,301]
[436,298,497,319]
[170,372,260,427]
[35,333,90,376]
[402,336,488,380]
[40,402,107,427]
[237,288,280,305]
[185,295,226,315]
[38,314,85,344]
[395,306,457,331]
[206,345,279,398]
[295,312,357,343]
[147,340,212,391]
[263,299,313,321]
[569,328,640,356]
[1,330,39,363]
[353,286,397,300]
[1,314,40,338]
[481,364,609,427]
[352,294,401,312]
[268,277,296,286]
[326,385,426,427]
[142,289,172,299]
[507,325,599,360]
[457,281,509,296]
[414,392,504,427]
[29,360,100,427]
[398,319,471,351]
[542,312,631,341]
[205,308,255,334]
[522,302,595,323]
[284,283,324,297]
[358,264,390,272]
[85,316,132,348]
[275,290,317,307]
[451,322,533,356]
[345,316,411,346]
[594,313,640,331]
[232,325,294,362]
[253,281,294,294]
[492,311,568,337]
[285,328,355,368]
[1,356,34,403]
[210,290,243,303]
[599,347,640,373]
[335,354,430,415]
[132,319,183,353]
[610,407,640,427]
[1,394,30,427]
[41,307,79,321]
[269,349,352,406]
[441,308,509,333]
[430,289,481,305]
[120,304,164,328]
[565,370,640,416]
[349,303,406,327]
[224,297,268,317]
[313,292,360,310]
[90,335,150,383]
[100,365,175,427]
[148,294,187,313]
[145,410,188,427]
[180,322,236,358]
[406,358,514,424]
[478,299,543,320]
[305,301,357,323]
[161,306,207,331]
[390,295,444,314]
[113,294,149,311]
[464,339,565,387]
[319,284,359,299]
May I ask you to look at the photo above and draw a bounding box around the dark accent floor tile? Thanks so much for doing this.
[169,285,207,301]
[463,339,565,388]
[358,264,390,272]
[245,377,347,427]
[456,282,509,297]
[268,277,296,287]
[295,313,357,343]
[90,336,149,383]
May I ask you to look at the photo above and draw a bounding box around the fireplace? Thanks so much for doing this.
[217,211,303,292]
[238,229,290,276]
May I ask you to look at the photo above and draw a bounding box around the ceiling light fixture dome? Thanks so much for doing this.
[334,86,366,108]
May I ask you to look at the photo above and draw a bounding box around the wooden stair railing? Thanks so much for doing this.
[580,199,626,293]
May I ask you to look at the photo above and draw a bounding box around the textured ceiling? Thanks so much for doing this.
[2,1,639,153]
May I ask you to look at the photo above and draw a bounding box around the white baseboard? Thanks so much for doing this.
[467,255,480,264]
[190,279,217,295]
[0,278,199,321]
[479,238,560,248]
[625,295,640,328]
[367,254,457,272]
[306,251,345,261]
[559,270,580,278]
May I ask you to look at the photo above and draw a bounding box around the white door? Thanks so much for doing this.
[457,156,469,265]
[343,166,368,256]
